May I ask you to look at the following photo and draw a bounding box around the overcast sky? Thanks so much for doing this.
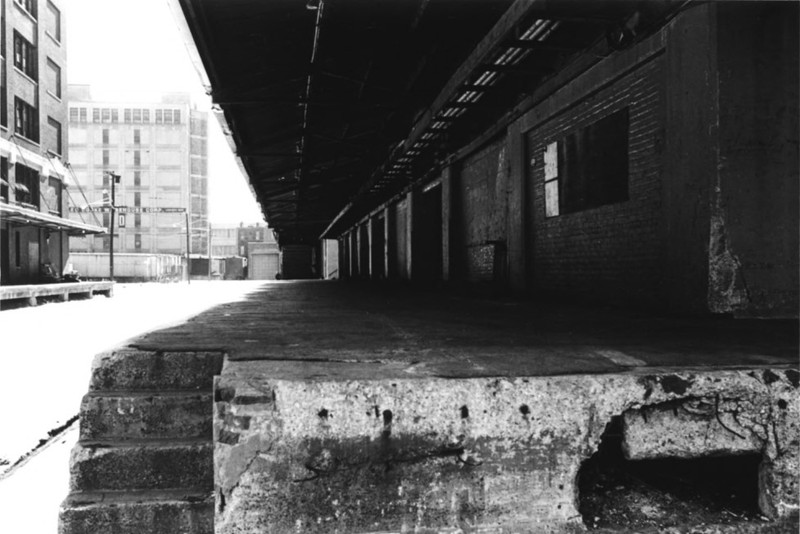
[65,0,266,226]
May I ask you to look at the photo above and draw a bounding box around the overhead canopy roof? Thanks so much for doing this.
[0,203,106,236]
[177,0,679,245]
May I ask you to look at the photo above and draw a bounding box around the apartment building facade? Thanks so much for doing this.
[0,0,103,285]
[67,86,209,255]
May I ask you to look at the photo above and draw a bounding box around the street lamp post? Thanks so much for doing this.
[186,211,191,284]
[107,172,121,281]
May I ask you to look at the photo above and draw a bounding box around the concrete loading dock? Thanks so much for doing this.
[59,282,798,533]
[58,0,800,532]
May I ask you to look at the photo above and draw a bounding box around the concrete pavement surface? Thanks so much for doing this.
[134,280,798,379]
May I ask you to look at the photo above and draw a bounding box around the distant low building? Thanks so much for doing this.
[210,224,238,257]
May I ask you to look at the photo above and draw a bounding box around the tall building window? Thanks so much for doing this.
[69,107,78,122]
[102,150,109,166]
[155,109,163,123]
[13,31,36,80]
[102,128,109,145]
[134,129,140,145]
[92,108,100,122]
[124,108,131,123]
[133,109,142,123]
[79,108,87,122]
[143,109,150,123]
[133,150,140,166]
[1,56,7,128]
[101,108,111,122]
[14,164,38,206]
[173,110,181,124]
[46,58,60,98]
[14,97,37,141]
[111,109,118,122]
[0,158,8,202]
[134,170,141,186]
[47,117,61,154]
[134,192,141,207]
[46,1,61,42]
[14,0,36,18]
[46,176,61,214]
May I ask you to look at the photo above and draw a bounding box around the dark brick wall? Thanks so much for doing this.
[711,2,799,316]
[525,55,665,304]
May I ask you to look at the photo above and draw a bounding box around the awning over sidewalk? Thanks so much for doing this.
[0,202,106,236]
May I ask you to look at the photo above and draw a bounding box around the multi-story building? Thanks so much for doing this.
[0,0,103,286]
[66,85,209,256]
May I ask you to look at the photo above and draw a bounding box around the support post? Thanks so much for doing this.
[108,172,119,282]
[185,211,191,284]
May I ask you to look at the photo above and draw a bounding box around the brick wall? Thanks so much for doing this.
[526,54,665,304]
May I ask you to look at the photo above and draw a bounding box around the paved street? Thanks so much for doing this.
[0,281,264,533]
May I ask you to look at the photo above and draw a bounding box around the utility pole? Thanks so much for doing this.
[107,172,121,281]
[185,211,191,284]
[207,222,212,280]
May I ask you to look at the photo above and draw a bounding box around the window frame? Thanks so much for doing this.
[45,57,61,98]
[14,96,38,142]
[14,0,37,20]
[12,30,36,81]
[47,115,61,155]
[45,0,61,42]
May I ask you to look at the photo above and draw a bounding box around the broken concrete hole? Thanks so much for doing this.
[579,416,764,531]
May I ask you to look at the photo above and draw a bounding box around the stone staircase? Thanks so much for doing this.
[59,350,223,534]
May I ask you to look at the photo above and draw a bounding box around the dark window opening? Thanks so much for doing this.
[578,416,761,531]
[134,129,140,145]
[13,31,36,80]
[133,170,141,186]
[102,149,109,167]
[14,97,37,141]
[47,117,61,154]
[0,158,8,201]
[548,108,629,217]
[1,58,7,128]
[102,128,109,145]
[15,0,37,19]
[14,163,38,206]
[14,231,20,267]
[133,150,140,166]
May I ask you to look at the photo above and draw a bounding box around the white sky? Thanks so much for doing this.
[64,0,266,226]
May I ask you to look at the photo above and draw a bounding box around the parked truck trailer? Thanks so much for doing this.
[67,253,184,282]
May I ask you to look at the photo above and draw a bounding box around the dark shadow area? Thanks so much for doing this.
[579,417,763,531]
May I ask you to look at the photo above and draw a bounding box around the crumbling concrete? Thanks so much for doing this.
[213,364,799,533]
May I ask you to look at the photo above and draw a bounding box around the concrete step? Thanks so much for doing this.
[69,441,213,492]
[80,392,212,441]
[59,489,213,534]
[89,350,223,392]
